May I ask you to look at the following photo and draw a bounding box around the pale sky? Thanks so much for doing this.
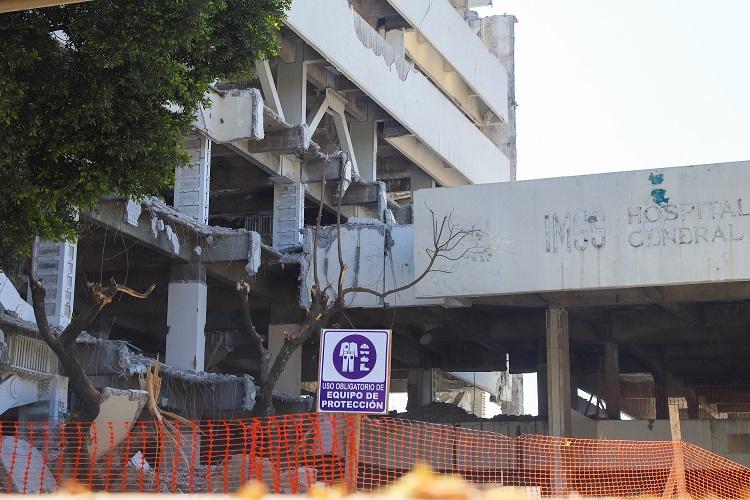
[478,1,750,180]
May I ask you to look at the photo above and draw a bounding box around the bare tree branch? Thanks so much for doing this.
[235,281,266,355]
[335,178,347,300]
[312,166,327,290]
[342,210,486,300]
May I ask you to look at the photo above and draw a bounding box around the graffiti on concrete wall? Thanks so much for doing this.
[544,209,606,253]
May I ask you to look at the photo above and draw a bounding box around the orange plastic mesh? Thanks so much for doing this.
[0,414,749,497]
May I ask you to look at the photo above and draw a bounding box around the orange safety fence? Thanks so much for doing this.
[1,414,749,497]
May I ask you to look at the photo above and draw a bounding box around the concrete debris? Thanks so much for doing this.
[216,454,316,493]
[0,312,40,337]
[352,8,411,81]
[165,224,180,254]
[75,333,256,412]
[393,402,538,424]
[124,197,142,226]
[345,217,384,226]
[245,231,262,275]
[128,451,151,470]
[136,197,281,260]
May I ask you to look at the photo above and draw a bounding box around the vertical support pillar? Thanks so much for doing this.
[272,182,305,250]
[176,133,211,224]
[277,42,307,125]
[349,104,378,182]
[546,306,571,437]
[268,324,303,396]
[31,239,77,329]
[406,368,434,411]
[166,261,207,372]
[501,373,524,415]
[536,337,548,418]
[655,377,669,419]
[603,341,621,419]
[473,15,517,180]
[410,168,435,192]
[384,29,405,60]
[686,389,699,419]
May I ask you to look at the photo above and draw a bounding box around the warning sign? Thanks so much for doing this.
[317,329,391,414]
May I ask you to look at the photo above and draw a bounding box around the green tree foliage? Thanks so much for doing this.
[0,0,289,270]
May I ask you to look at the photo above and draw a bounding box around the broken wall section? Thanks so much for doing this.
[299,221,445,309]
[470,14,518,180]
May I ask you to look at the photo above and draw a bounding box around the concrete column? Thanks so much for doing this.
[406,368,434,411]
[603,342,621,419]
[655,377,669,419]
[272,182,305,250]
[536,339,548,417]
[277,43,307,125]
[472,14,517,180]
[546,306,571,436]
[411,168,435,192]
[384,29,405,60]
[176,133,211,224]
[349,104,378,182]
[501,373,524,415]
[686,390,699,419]
[268,324,302,396]
[30,239,77,329]
[166,261,207,372]
[536,363,548,417]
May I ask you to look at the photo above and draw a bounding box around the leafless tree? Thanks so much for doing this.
[236,172,486,416]
[29,278,155,422]
[28,276,154,482]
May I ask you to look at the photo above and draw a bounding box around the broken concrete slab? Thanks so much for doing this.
[89,388,148,459]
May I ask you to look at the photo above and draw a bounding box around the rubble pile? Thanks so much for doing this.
[393,402,538,424]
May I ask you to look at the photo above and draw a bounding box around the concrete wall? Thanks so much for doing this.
[414,161,750,298]
[597,418,750,467]
[301,222,444,308]
[285,0,510,185]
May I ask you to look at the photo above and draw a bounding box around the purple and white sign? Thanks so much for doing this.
[317,329,391,414]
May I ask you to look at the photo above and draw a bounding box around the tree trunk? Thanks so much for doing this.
[254,350,272,417]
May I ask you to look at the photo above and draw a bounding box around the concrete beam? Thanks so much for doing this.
[246,124,311,154]
[82,198,272,288]
[402,30,487,125]
[385,135,470,187]
[301,155,351,183]
[194,88,264,143]
[385,0,509,121]
[340,183,380,206]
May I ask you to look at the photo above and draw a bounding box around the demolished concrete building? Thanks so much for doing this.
[0,0,518,423]
[5,0,750,470]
